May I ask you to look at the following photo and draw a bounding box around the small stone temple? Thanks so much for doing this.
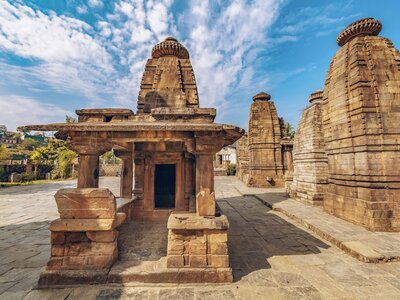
[322,18,400,231]
[21,37,244,285]
[236,92,293,187]
[290,90,328,205]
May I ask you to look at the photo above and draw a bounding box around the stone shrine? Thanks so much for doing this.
[322,18,400,231]
[21,37,244,285]
[290,90,328,205]
[236,92,290,187]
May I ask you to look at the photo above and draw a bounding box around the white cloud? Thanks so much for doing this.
[76,6,88,14]
[0,95,71,131]
[182,0,283,119]
[87,0,103,8]
[0,0,285,130]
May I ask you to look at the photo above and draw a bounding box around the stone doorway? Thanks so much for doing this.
[154,164,176,209]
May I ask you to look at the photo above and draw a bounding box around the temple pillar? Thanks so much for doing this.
[115,150,133,199]
[77,154,100,188]
[195,153,215,216]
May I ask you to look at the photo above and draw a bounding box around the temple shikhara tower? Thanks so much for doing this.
[236,92,292,187]
[322,18,400,231]
[22,37,243,285]
[290,90,328,205]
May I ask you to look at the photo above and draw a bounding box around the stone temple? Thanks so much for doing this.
[290,90,328,206]
[21,37,244,284]
[236,92,293,188]
[322,18,400,231]
[290,18,400,232]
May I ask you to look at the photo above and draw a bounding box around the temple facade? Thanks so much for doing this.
[22,37,243,285]
[322,18,400,231]
[290,90,328,205]
[236,92,292,188]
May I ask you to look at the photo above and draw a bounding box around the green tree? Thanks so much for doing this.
[284,122,295,138]
[0,145,11,161]
[20,138,44,151]
[100,150,121,164]
[66,115,77,123]
[31,139,77,179]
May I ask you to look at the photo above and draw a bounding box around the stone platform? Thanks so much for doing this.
[2,177,400,299]
[233,177,400,263]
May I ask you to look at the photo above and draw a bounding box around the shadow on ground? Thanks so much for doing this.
[0,193,329,299]
[217,194,329,281]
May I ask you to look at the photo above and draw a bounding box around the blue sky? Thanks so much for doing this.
[0,0,399,131]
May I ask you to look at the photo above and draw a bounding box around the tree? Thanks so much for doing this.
[100,150,121,164]
[279,117,295,138]
[284,122,295,138]
[31,139,77,179]
[66,115,77,123]
[0,145,11,161]
[20,138,44,151]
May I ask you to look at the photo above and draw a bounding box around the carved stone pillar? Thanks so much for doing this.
[195,153,215,216]
[77,154,100,188]
[115,150,133,199]
[69,139,111,189]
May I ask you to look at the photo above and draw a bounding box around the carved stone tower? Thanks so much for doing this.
[290,90,328,205]
[322,18,400,231]
[247,92,285,187]
[137,37,199,113]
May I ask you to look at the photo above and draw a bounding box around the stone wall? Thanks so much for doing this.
[322,18,400,231]
[290,91,328,206]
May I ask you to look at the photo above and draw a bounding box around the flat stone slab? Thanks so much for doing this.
[109,258,233,284]
[167,212,229,230]
[232,177,400,263]
[49,212,126,231]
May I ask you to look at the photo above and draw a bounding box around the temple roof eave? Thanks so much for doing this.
[19,122,243,134]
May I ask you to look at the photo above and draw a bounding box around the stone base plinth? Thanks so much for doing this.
[323,187,400,232]
[38,269,109,287]
[165,212,232,282]
[108,258,233,284]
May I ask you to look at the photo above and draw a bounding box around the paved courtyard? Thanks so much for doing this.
[0,177,400,299]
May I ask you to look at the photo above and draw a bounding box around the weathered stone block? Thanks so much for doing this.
[189,255,207,267]
[167,241,184,255]
[207,230,228,243]
[208,242,228,255]
[86,230,118,242]
[55,188,116,219]
[167,255,184,268]
[189,242,206,255]
[51,232,65,245]
[51,245,65,257]
[207,255,229,268]
[65,232,89,243]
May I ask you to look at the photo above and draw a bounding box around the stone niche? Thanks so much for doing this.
[322,18,400,231]
[290,90,328,206]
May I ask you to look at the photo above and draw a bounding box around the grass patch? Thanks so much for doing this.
[0,179,52,188]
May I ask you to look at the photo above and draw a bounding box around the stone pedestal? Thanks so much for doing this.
[39,188,126,286]
[165,212,232,282]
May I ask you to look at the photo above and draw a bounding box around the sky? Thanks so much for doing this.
[0,0,399,131]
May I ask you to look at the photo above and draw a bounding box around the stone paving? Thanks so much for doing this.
[0,177,400,299]
[233,178,400,263]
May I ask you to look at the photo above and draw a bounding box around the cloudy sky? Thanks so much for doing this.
[1,0,399,131]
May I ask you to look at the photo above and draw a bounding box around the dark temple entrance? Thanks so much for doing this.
[154,164,176,209]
